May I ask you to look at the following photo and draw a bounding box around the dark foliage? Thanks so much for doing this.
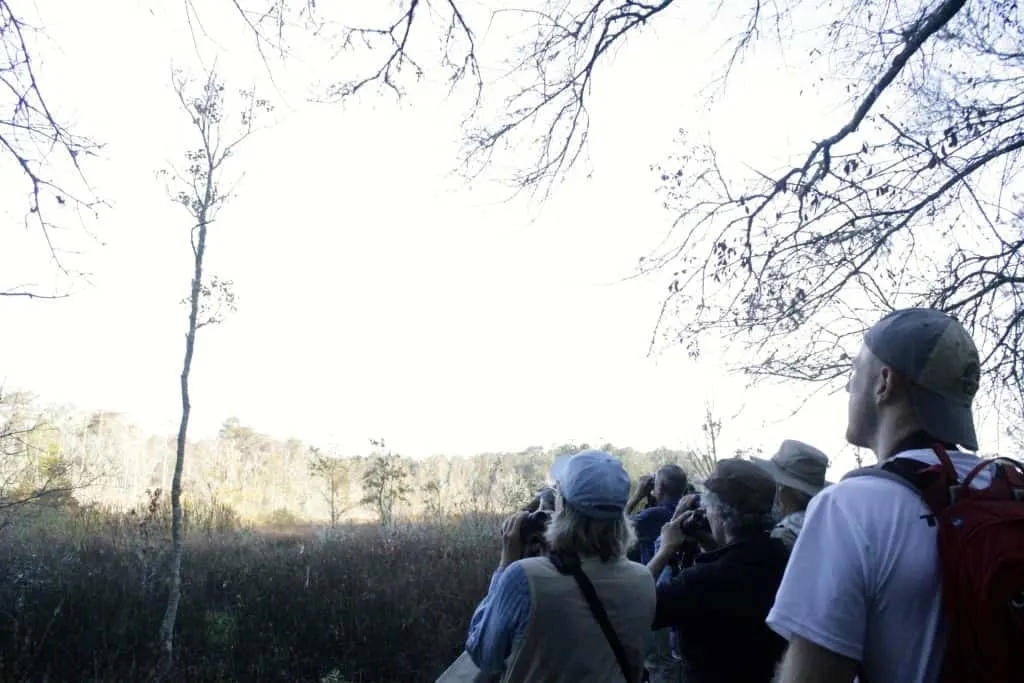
[0,519,498,682]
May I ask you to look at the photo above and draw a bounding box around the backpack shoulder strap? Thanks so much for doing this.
[842,456,951,521]
[842,464,923,495]
[549,552,632,682]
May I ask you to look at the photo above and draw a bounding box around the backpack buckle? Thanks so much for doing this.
[949,485,964,503]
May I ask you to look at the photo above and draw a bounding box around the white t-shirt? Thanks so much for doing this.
[766,448,991,683]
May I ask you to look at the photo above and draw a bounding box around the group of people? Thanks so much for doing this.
[436,308,1024,683]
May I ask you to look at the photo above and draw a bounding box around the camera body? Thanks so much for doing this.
[519,486,556,553]
[678,494,711,537]
[519,509,552,545]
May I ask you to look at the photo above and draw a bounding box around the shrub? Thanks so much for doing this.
[0,509,503,682]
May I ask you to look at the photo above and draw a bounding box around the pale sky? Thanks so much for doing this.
[0,1,1005,477]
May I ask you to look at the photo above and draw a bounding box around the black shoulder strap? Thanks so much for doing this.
[549,551,632,682]
[842,456,946,524]
[842,457,928,494]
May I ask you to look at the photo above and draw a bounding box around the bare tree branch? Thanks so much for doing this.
[0,1,102,285]
[218,0,1024,428]
[226,0,680,194]
[0,286,67,300]
[0,484,74,512]
[316,0,482,101]
[461,0,678,197]
[648,0,1024,419]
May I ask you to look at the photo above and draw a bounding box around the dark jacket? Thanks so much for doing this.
[652,532,789,683]
[630,496,681,565]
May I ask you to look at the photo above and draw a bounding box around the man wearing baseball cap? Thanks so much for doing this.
[751,440,831,550]
[769,309,989,683]
[460,450,655,683]
[648,458,789,683]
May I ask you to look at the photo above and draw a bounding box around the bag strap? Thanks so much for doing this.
[842,445,964,520]
[549,551,632,682]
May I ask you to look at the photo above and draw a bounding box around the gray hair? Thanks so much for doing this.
[545,503,636,561]
[703,490,775,537]
[656,464,689,498]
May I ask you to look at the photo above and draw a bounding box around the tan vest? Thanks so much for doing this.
[500,555,656,683]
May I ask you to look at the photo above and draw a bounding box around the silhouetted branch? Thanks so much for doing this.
[649,0,1024,410]
[320,0,481,101]
[0,287,67,300]
[227,0,680,194]
[0,1,101,279]
[461,0,677,195]
[0,484,75,512]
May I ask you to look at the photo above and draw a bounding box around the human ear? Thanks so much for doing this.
[876,364,906,404]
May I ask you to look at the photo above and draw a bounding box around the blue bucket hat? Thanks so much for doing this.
[550,450,631,519]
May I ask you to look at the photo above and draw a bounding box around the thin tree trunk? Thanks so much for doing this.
[155,193,211,681]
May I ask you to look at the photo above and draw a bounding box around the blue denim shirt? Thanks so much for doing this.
[632,496,681,565]
[652,535,681,658]
[465,562,532,675]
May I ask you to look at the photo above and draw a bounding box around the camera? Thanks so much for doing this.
[519,509,553,544]
[519,486,556,546]
[524,486,556,514]
[677,495,711,537]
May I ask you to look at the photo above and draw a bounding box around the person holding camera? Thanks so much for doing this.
[624,465,688,683]
[627,465,690,564]
[647,459,789,683]
[464,450,656,682]
[517,485,558,559]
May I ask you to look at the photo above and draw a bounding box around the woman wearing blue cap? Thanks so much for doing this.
[445,449,656,683]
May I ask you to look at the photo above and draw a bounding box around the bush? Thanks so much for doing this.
[0,510,503,682]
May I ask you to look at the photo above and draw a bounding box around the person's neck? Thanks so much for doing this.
[656,493,679,506]
[873,423,930,463]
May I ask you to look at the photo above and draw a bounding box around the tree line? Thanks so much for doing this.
[0,389,712,528]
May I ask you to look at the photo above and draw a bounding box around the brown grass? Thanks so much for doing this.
[0,502,503,682]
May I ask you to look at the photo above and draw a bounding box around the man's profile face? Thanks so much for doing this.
[845,345,878,449]
[652,473,664,501]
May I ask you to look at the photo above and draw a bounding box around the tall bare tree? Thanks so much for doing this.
[154,67,271,682]
[0,1,100,296]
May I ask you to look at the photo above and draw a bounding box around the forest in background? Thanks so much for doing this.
[0,388,726,529]
[0,387,727,683]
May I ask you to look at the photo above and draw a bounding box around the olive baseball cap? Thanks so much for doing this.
[864,308,981,451]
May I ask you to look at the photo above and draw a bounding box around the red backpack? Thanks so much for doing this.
[842,444,1024,683]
